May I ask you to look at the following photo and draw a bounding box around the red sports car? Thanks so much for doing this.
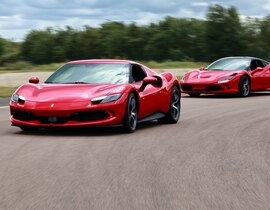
[10,59,181,133]
[180,57,270,97]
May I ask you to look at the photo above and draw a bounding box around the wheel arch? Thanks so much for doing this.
[129,90,140,113]
[173,81,181,96]
[243,73,251,81]
[173,81,181,90]
[240,73,252,87]
[238,73,251,96]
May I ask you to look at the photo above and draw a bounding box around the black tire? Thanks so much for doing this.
[123,93,138,133]
[20,126,38,132]
[238,75,250,97]
[188,93,200,97]
[158,86,181,124]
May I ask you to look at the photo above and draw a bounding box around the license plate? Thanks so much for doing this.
[48,116,57,123]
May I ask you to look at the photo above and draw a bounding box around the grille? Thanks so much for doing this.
[72,111,110,122]
[13,110,36,121]
[181,84,192,91]
[206,85,223,92]
[39,116,69,124]
[13,110,110,124]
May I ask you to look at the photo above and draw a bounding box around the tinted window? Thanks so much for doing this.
[130,65,147,83]
[262,61,269,67]
[250,60,265,70]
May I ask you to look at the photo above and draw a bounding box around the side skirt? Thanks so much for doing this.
[138,112,166,124]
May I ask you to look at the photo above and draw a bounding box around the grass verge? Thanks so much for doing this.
[0,63,64,74]
[0,86,17,98]
[0,61,207,74]
[143,60,208,69]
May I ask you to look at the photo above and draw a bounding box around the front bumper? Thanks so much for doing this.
[180,80,239,94]
[10,94,128,127]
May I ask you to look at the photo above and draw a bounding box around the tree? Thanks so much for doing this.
[204,5,244,61]
[125,23,148,60]
[259,16,270,60]
[51,27,75,62]
[0,38,4,58]
[99,21,128,58]
[15,7,270,64]
[79,27,102,59]
[21,29,55,64]
[241,17,264,58]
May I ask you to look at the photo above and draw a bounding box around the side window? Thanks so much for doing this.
[250,60,264,70]
[256,60,264,68]
[130,65,147,83]
[263,61,269,67]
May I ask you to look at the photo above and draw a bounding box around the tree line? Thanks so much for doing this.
[1,4,270,65]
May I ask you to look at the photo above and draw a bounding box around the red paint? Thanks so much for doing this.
[10,60,180,128]
[180,57,270,95]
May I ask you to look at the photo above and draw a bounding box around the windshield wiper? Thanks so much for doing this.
[74,81,89,84]
[64,82,90,84]
[209,69,224,71]
[45,81,90,84]
[45,81,58,84]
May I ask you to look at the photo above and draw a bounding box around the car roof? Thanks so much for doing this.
[218,56,269,63]
[67,59,140,65]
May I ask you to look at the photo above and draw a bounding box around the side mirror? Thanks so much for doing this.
[199,67,205,71]
[139,76,158,92]
[29,77,39,84]
[251,67,264,76]
[254,67,263,72]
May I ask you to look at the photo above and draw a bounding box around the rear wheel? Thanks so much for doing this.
[188,93,200,97]
[158,86,181,124]
[123,93,138,133]
[238,75,250,97]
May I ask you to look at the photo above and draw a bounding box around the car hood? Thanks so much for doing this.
[16,83,129,102]
[185,70,243,82]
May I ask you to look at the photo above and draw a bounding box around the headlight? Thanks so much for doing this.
[11,93,26,104]
[218,76,234,84]
[91,93,122,104]
[181,74,187,82]
[11,93,19,103]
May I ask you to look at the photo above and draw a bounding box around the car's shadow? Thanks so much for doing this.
[14,121,163,137]
[182,92,270,99]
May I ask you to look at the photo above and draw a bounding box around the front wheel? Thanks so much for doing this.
[158,86,181,124]
[123,93,138,133]
[238,76,250,97]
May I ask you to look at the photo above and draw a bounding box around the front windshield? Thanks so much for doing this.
[205,58,251,71]
[45,63,130,84]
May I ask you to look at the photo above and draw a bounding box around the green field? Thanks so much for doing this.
[0,86,17,98]
[143,61,208,69]
[0,61,208,74]
[0,62,65,73]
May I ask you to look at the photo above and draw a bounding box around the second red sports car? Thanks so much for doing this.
[10,59,181,133]
[180,57,270,97]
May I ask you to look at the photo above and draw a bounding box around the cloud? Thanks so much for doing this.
[191,2,209,7]
[0,0,270,41]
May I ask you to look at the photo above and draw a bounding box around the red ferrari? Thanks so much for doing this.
[10,59,181,133]
[180,57,270,97]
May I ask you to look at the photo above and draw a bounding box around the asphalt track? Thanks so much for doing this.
[1,93,270,209]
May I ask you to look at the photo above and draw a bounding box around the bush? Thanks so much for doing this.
[141,60,208,69]
[1,60,33,70]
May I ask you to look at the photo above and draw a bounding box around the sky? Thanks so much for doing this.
[0,0,270,41]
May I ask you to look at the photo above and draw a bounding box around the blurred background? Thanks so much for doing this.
[0,1,270,70]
